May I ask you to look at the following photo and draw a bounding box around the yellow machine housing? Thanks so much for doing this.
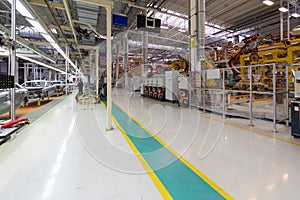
[238,42,300,91]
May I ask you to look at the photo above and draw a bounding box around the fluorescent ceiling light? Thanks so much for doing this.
[279,7,289,12]
[16,40,55,63]
[27,18,47,33]
[49,43,80,72]
[178,29,187,32]
[18,56,65,73]
[292,13,300,18]
[41,33,55,43]
[262,0,274,6]
[7,0,80,73]
[160,25,169,29]
[50,28,57,34]
[6,0,34,19]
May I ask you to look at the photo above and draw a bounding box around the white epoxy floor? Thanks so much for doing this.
[0,90,300,200]
[0,94,162,200]
[112,90,300,200]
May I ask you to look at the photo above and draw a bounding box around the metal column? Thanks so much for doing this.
[142,10,148,66]
[96,47,99,96]
[124,31,129,92]
[65,43,69,95]
[115,46,119,88]
[280,0,284,40]
[189,0,198,71]
[249,65,254,126]
[39,68,42,80]
[287,3,290,41]
[10,0,16,120]
[106,5,113,131]
[24,64,27,82]
[272,64,277,132]
[49,69,52,81]
[222,69,226,119]
[142,31,148,65]
[197,0,205,63]
[286,65,289,126]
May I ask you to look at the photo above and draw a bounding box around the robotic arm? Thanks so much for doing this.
[228,34,259,74]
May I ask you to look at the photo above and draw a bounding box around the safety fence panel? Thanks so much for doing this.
[190,63,290,132]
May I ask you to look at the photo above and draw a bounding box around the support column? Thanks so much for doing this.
[115,45,119,88]
[287,3,290,41]
[280,0,284,41]
[197,0,205,67]
[234,35,239,44]
[124,31,129,91]
[39,68,42,80]
[49,69,52,81]
[106,5,113,131]
[10,0,16,120]
[142,31,148,65]
[24,63,27,82]
[65,43,69,95]
[189,0,198,71]
[96,47,99,96]
[15,60,18,83]
[90,53,93,84]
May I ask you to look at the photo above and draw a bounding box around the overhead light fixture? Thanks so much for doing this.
[16,40,55,63]
[41,33,55,43]
[279,7,289,12]
[160,25,169,29]
[178,29,187,32]
[27,18,47,33]
[7,0,80,73]
[18,56,65,73]
[262,0,274,6]
[292,13,300,18]
[50,28,57,34]
[49,43,80,72]
[6,0,34,19]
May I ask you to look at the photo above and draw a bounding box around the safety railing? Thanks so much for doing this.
[189,63,291,132]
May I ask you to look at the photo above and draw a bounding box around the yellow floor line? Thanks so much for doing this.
[101,102,173,199]
[152,99,300,147]
[113,101,234,200]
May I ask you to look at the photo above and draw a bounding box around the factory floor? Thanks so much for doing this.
[0,89,299,200]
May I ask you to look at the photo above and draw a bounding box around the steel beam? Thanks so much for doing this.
[28,0,65,10]
[73,0,113,8]
[0,24,55,63]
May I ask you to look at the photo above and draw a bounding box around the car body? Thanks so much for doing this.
[291,25,300,37]
[63,81,76,93]
[22,80,56,99]
[0,83,28,115]
[51,81,65,93]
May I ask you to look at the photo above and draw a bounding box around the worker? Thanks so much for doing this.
[75,79,83,102]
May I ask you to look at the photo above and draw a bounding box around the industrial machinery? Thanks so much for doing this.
[178,74,190,107]
[141,70,178,102]
[291,70,300,137]
[156,75,165,100]
[165,70,179,102]
[141,74,165,100]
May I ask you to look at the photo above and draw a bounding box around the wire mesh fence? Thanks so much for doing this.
[189,63,291,132]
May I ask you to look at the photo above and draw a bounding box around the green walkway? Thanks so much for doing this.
[106,101,233,199]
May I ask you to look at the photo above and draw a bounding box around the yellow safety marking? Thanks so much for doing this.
[152,99,300,147]
[112,101,234,200]
[101,102,173,199]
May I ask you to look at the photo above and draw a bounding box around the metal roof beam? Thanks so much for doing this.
[73,0,113,8]
[27,0,65,10]
[29,40,97,50]
[48,24,72,31]
[0,24,55,63]
[62,0,82,59]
